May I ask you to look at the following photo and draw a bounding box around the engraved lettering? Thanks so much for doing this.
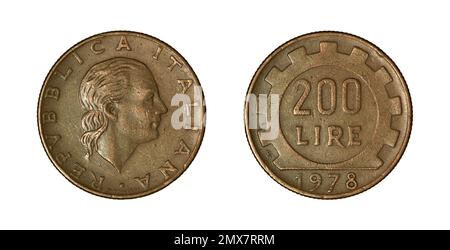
[72,52,84,65]
[346,172,357,190]
[348,126,361,146]
[134,173,151,188]
[44,87,60,100]
[291,78,363,115]
[55,152,71,165]
[296,126,308,145]
[327,174,340,193]
[42,111,57,124]
[317,79,336,115]
[91,40,105,54]
[295,174,303,189]
[54,67,72,81]
[90,171,105,190]
[70,163,86,179]
[342,78,361,114]
[177,79,193,94]
[159,160,178,180]
[44,134,61,151]
[309,173,322,191]
[168,55,183,71]
[314,126,320,146]
[297,125,362,149]
[293,79,311,115]
[327,126,344,147]
[153,46,162,60]
[175,139,191,155]
[296,173,341,193]
[116,36,131,51]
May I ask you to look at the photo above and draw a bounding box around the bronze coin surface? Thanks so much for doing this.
[38,31,205,199]
[245,31,412,199]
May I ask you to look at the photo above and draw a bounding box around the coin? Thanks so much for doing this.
[245,31,412,199]
[38,31,205,199]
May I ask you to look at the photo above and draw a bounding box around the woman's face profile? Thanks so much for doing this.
[115,68,167,144]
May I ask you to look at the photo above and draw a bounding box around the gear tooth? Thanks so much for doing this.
[384,128,400,148]
[389,97,402,115]
[376,144,392,167]
[319,42,338,53]
[390,115,403,131]
[261,143,280,162]
[272,155,283,170]
[287,47,308,63]
[374,67,392,84]
[384,81,397,98]
[350,47,369,63]
[372,156,384,168]
[257,130,271,146]
[265,66,283,85]
[374,155,384,168]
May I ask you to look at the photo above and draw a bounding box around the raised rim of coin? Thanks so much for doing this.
[244,31,412,199]
[37,30,206,199]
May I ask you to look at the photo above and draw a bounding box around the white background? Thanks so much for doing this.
[0,0,448,229]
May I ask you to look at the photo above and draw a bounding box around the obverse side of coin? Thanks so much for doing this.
[245,31,412,199]
[38,31,205,199]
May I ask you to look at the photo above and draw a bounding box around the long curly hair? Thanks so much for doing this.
[79,57,148,158]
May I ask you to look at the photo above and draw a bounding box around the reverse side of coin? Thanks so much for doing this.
[245,31,412,199]
[38,31,205,199]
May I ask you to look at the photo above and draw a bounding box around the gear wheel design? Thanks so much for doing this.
[259,41,403,170]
